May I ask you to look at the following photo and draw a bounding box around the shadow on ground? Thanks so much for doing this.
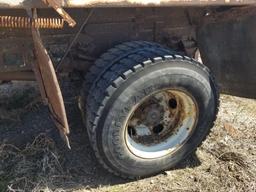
[0,80,201,191]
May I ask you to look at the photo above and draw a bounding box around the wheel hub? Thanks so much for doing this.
[126,89,198,159]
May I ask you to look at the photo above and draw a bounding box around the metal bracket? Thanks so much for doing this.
[43,0,76,27]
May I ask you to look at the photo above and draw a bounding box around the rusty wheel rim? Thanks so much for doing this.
[125,89,199,159]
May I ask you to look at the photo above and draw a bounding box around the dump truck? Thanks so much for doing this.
[0,0,255,179]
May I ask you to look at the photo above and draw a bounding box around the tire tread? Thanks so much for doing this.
[83,41,219,179]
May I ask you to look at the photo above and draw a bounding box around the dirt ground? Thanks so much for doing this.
[0,80,255,192]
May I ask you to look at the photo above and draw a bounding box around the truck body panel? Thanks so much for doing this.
[0,5,255,98]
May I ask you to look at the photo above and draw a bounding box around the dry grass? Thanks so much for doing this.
[0,134,64,192]
[0,92,255,192]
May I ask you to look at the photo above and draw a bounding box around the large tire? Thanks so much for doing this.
[81,41,172,140]
[83,41,219,179]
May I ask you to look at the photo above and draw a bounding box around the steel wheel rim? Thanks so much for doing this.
[125,89,199,159]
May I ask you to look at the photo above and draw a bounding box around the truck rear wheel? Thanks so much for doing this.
[81,41,171,141]
[83,42,219,179]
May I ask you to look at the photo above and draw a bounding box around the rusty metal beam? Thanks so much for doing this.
[0,0,256,8]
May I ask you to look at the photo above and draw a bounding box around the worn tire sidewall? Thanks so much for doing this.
[96,60,217,177]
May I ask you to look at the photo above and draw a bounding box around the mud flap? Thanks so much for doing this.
[197,7,256,98]
[28,2,78,148]
[31,27,71,148]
